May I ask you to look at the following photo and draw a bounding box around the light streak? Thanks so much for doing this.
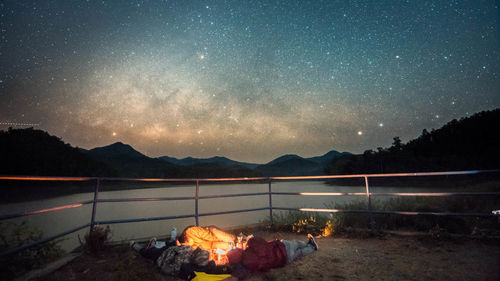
[29,204,84,215]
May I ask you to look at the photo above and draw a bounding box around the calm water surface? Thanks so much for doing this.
[0,181,458,251]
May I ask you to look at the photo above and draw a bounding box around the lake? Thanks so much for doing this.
[0,181,468,252]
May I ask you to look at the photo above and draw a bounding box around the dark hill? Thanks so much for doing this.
[86,143,260,178]
[158,155,259,169]
[181,162,262,178]
[255,152,348,176]
[84,142,181,178]
[0,128,116,176]
[327,109,500,174]
[255,156,323,176]
[307,150,350,165]
[88,142,148,160]
[265,154,303,165]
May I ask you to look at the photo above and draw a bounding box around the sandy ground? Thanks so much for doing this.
[41,231,500,281]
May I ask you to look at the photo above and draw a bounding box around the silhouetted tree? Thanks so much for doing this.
[326,109,500,175]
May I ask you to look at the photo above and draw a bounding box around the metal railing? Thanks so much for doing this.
[1,169,499,258]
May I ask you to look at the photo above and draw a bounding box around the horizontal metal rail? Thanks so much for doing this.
[0,223,90,258]
[370,192,500,196]
[96,207,270,226]
[197,207,270,217]
[96,214,196,225]
[198,192,270,199]
[0,176,94,181]
[2,169,498,183]
[0,175,269,182]
[271,191,500,197]
[269,169,489,180]
[95,192,270,203]
[97,196,195,203]
[274,207,497,217]
[272,192,367,196]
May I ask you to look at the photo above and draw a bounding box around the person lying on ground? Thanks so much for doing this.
[130,237,171,262]
[228,234,318,273]
[177,225,238,251]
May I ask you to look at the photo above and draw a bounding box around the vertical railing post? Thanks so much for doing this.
[364,176,375,230]
[195,180,199,226]
[268,178,273,226]
[90,178,100,232]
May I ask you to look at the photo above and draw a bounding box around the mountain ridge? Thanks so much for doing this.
[2,109,497,179]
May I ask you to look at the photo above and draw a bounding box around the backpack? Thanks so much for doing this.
[156,245,194,275]
[156,246,210,276]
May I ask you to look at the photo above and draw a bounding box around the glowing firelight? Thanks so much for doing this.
[212,248,228,265]
[216,248,226,261]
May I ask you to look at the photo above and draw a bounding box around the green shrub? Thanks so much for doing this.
[265,211,342,237]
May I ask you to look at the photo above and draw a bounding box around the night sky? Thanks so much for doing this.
[0,1,499,163]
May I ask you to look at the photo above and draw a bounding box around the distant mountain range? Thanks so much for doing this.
[83,142,349,177]
[156,150,349,176]
[2,108,498,179]
[0,126,350,178]
[157,155,259,169]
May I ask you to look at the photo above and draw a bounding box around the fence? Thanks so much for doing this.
[1,169,499,258]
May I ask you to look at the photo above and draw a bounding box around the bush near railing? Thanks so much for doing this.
[266,194,500,236]
[79,225,111,255]
[265,211,341,237]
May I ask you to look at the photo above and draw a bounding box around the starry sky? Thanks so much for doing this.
[0,0,499,163]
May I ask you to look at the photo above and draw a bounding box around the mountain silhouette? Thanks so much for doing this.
[85,142,260,178]
[158,155,259,169]
[0,127,116,177]
[255,155,320,176]
[307,150,350,165]
[84,142,181,178]
[86,142,148,160]
[3,109,496,180]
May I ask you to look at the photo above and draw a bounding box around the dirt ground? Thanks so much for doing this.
[41,231,500,281]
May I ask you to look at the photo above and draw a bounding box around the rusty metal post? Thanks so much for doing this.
[90,178,100,232]
[268,179,273,226]
[364,176,375,230]
[195,180,199,226]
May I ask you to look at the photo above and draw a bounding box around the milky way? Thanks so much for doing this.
[0,1,499,163]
